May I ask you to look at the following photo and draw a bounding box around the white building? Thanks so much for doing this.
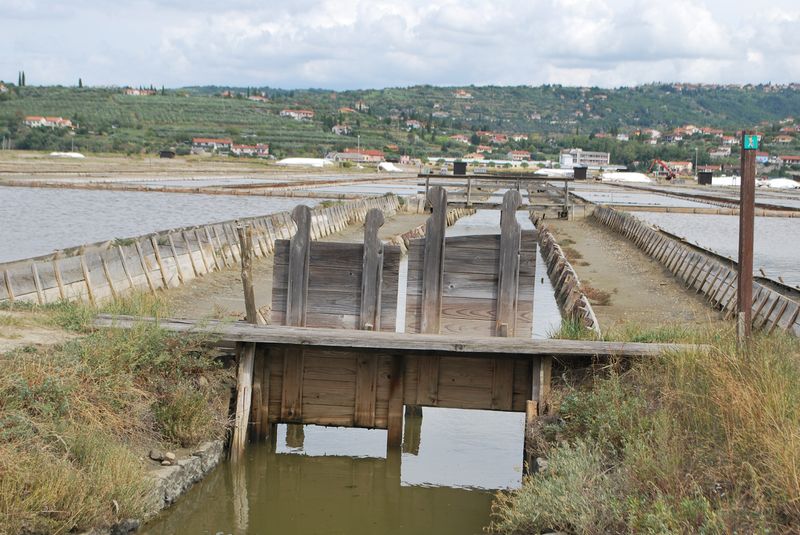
[559,148,610,168]
[280,109,314,120]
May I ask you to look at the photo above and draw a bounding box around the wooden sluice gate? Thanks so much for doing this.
[97,187,695,469]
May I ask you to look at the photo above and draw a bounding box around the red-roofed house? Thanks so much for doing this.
[25,116,73,129]
[339,107,356,114]
[191,137,233,153]
[511,134,529,142]
[476,145,492,154]
[339,148,385,162]
[122,87,156,96]
[490,133,508,144]
[406,120,422,130]
[666,161,693,173]
[450,134,470,144]
[779,155,800,166]
[507,150,531,161]
[774,135,794,144]
[463,153,485,160]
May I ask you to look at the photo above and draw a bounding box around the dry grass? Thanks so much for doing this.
[491,326,800,534]
[581,283,613,306]
[0,295,233,534]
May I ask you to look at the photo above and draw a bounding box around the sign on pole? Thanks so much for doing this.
[737,131,756,345]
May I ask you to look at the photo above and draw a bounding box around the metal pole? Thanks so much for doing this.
[737,131,756,345]
[563,180,569,219]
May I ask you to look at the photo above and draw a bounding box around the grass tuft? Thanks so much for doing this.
[491,326,800,534]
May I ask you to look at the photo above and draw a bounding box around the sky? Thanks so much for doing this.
[2,0,799,90]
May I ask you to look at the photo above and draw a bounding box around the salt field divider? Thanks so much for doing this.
[593,206,800,337]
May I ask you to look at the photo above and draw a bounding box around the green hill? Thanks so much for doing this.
[1,83,798,168]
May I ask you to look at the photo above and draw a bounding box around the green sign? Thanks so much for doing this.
[743,135,759,150]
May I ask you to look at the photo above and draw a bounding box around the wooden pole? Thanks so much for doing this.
[737,132,756,344]
[231,225,258,462]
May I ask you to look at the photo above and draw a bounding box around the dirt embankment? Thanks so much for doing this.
[542,212,724,330]
[167,213,428,319]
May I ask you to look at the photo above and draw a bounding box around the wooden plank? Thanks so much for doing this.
[167,234,185,284]
[416,355,440,405]
[497,189,523,336]
[149,236,170,289]
[360,209,385,331]
[181,231,200,278]
[78,250,96,304]
[30,262,44,305]
[3,269,15,302]
[286,205,311,327]
[95,315,702,357]
[237,226,259,324]
[100,256,118,301]
[116,246,136,290]
[231,342,256,462]
[212,226,230,268]
[386,355,404,448]
[354,355,378,427]
[134,240,157,294]
[281,348,304,421]
[421,186,447,334]
[52,254,66,300]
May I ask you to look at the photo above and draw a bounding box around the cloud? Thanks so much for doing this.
[1,0,799,88]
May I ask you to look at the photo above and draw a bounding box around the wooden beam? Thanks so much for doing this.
[497,189,522,336]
[360,209,385,331]
[94,315,699,358]
[286,205,311,327]
[421,186,447,334]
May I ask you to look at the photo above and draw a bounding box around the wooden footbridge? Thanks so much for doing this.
[97,187,690,468]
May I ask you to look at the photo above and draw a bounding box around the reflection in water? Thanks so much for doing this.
[141,418,498,535]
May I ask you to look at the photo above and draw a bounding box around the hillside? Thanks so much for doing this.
[1,83,798,168]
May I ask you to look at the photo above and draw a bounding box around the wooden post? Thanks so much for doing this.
[231,225,259,462]
[135,240,157,294]
[281,206,312,423]
[30,262,44,305]
[52,253,66,300]
[78,250,96,305]
[149,236,170,289]
[360,209,385,331]
[100,256,118,301]
[737,131,756,345]
[466,178,472,206]
[3,269,15,302]
[497,190,522,336]
[167,234,186,284]
[420,186,447,334]
[181,231,200,278]
[116,246,136,291]
[286,205,311,327]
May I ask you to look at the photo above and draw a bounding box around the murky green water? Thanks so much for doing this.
[141,409,521,535]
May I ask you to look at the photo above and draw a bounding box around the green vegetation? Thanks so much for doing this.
[0,295,232,534]
[492,323,800,533]
[1,84,798,169]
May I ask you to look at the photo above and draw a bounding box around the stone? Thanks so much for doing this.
[197,376,209,388]
[164,452,176,461]
[534,457,549,473]
[110,519,140,535]
[149,449,164,462]
[161,460,171,466]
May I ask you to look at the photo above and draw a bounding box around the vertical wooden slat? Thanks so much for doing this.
[30,262,44,305]
[134,240,157,294]
[100,256,118,301]
[286,205,311,327]
[52,254,66,300]
[496,189,522,336]
[203,227,222,271]
[281,206,312,422]
[149,236,170,289]
[386,355,405,449]
[3,269,14,302]
[116,246,136,291]
[360,209,385,330]
[78,249,96,304]
[181,231,200,278]
[167,234,186,284]
[354,355,378,427]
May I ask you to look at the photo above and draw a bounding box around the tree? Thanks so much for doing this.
[78,78,83,88]
[21,71,26,87]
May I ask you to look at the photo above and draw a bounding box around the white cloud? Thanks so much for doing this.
[1,0,798,88]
